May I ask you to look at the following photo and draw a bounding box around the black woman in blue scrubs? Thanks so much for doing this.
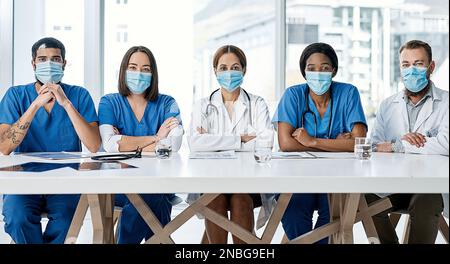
[273,43,368,243]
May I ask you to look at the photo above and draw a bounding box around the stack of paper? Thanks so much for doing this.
[21,152,91,160]
[272,152,356,159]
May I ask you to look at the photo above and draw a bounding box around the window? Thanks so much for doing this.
[285,0,449,122]
[193,0,276,110]
[104,0,276,123]
[288,24,318,44]
[104,0,194,124]
[13,0,84,87]
[2,0,448,128]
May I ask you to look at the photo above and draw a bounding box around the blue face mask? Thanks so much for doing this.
[401,66,429,93]
[216,70,244,92]
[126,71,152,94]
[305,71,333,96]
[35,61,64,84]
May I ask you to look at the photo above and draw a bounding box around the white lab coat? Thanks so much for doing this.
[99,124,184,153]
[187,88,276,229]
[371,82,449,216]
[188,89,274,152]
[371,82,449,155]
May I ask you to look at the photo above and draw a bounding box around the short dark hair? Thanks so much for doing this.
[213,45,247,74]
[399,40,433,63]
[299,42,339,78]
[118,46,159,101]
[32,37,66,60]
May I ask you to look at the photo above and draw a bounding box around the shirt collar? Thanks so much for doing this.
[403,83,434,107]
[211,88,246,104]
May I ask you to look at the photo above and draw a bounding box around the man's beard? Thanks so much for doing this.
[405,80,431,98]
[35,77,44,86]
[34,77,62,86]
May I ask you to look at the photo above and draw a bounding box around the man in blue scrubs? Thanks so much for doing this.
[0,37,101,243]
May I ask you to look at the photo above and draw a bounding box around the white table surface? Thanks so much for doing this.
[0,151,448,194]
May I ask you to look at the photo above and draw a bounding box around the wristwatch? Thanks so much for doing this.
[371,143,378,152]
[391,139,405,153]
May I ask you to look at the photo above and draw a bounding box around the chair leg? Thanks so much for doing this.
[281,234,289,244]
[401,215,411,244]
[393,213,447,244]
[389,213,402,228]
[200,230,209,244]
[113,208,122,244]
[438,214,449,244]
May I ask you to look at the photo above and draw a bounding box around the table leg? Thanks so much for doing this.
[438,215,449,244]
[198,206,261,244]
[337,193,360,244]
[104,194,115,244]
[87,194,114,244]
[359,195,381,244]
[65,194,89,244]
[330,193,344,243]
[200,193,293,244]
[260,193,292,244]
[141,193,293,244]
[144,194,221,244]
[125,194,175,244]
[289,194,391,244]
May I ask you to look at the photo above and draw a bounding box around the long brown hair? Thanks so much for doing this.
[118,46,159,101]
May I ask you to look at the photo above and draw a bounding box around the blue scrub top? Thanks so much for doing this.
[272,82,367,139]
[0,83,99,152]
[98,93,182,137]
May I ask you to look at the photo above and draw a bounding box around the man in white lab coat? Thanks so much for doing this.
[366,40,448,244]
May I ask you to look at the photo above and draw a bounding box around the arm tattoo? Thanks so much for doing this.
[0,120,30,145]
[18,122,30,130]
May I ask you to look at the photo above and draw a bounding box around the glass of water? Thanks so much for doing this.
[354,137,372,160]
[155,138,172,159]
[254,139,273,163]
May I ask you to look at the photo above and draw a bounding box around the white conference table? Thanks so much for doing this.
[0,151,448,244]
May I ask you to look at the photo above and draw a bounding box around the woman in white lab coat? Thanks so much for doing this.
[188,45,274,244]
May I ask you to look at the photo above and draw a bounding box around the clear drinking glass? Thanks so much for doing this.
[155,138,172,159]
[254,140,273,163]
[354,137,372,160]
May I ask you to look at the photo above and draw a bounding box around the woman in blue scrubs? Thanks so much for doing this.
[98,46,183,244]
[272,43,368,243]
[0,37,100,244]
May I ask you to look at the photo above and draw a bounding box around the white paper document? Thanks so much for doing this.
[189,150,237,159]
[313,152,356,159]
[272,152,356,160]
[271,152,317,159]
